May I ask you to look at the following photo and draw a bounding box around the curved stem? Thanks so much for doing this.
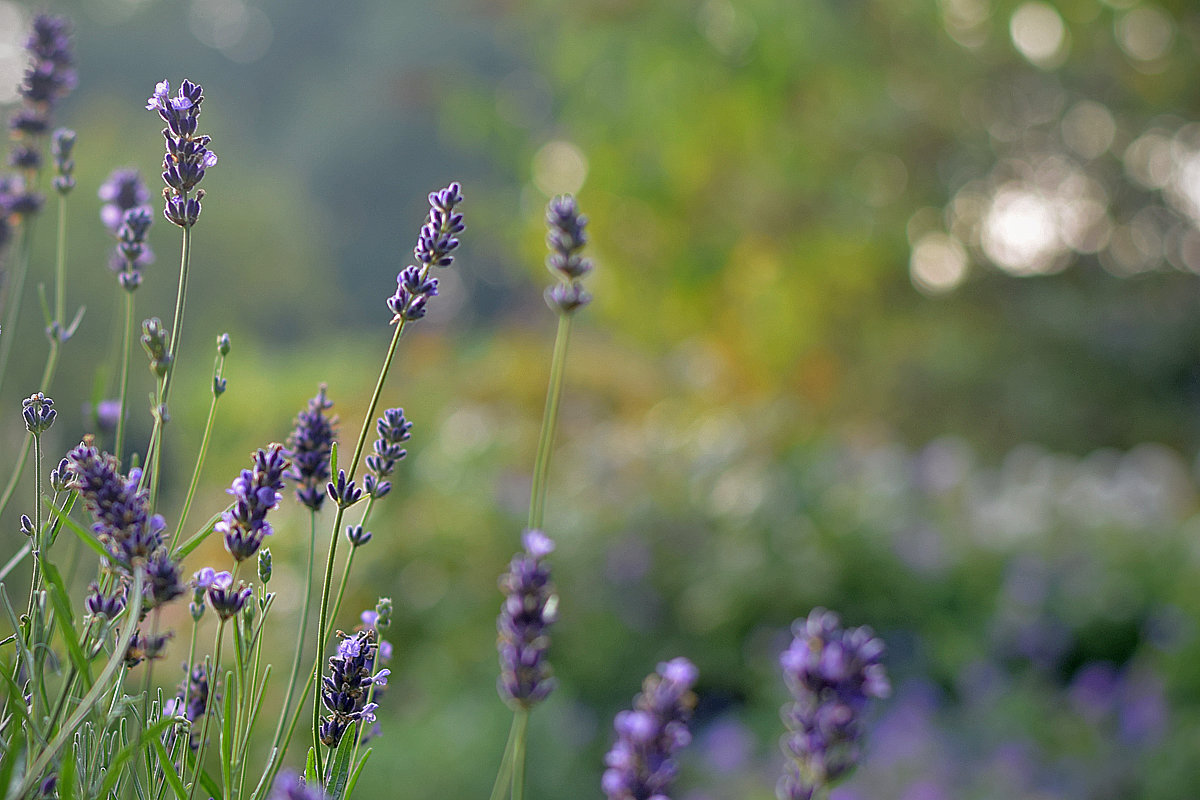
[115,291,135,463]
[171,352,225,551]
[270,511,316,754]
[528,314,573,531]
[488,712,520,800]
[510,708,529,800]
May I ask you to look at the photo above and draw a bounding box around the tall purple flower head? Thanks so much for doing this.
[65,436,167,568]
[217,444,289,562]
[602,657,700,800]
[544,195,593,315]
[146,79,216,228]
[386,182,464,323]
[284,385,336,511]
[497,529,558,708]
[777,608,890,800]
[319,629,389,748]
[8,14,74,178]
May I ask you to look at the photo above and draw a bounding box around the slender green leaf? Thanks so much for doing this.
[41,559,93,688]
[59,736,78,800]
[45,492,77,548]
[181,747,222,800]
[221,669,235,800]
[0,651,36,738]
[43,500,107,561]
[0,728,25,800]
[173,510,222,560]
[0,543,30,584]
[343,749,371,800]
[325,726,355,800]
[304,747,317,786]
[151,734,188,800]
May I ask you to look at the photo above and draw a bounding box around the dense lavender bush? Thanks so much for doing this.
[0,13,889,800]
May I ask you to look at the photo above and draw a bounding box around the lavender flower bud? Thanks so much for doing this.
[284,385,336,512]
[145,548,185,609]
[326,469,362,509]
[141,318,171,377]
[49,457,70,492]
[85,582,127,619]
[258,548,272,584]
[206,571,252,620]
[19,514,34,537]
[777,609,890,799]
[217,332,231,356]
[602,657,699,800]
[374,597,393,631]
[22,392,56,434]
[365,408,411,480]
[497,529,558,708]
[344,524,372,548]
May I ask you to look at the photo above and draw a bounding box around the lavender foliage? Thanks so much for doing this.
[497,529,558,708]
[602,657,700,800]
[284,385,336,511]
[777,608,890,800]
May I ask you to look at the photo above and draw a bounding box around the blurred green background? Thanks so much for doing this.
[4,0,1200,796]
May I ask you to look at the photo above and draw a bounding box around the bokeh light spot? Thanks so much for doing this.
[1061,100,1115,160]
[532,140,588,196]
[910,232,968,294]
[1116,5,1174,64]
[1010,2,1067,68]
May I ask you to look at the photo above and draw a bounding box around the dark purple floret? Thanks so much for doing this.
[124,628,172,668]
[497,529,558,708]
[386,182,463,324]
[65,436,167,569]
[206,571,253,620]
[777,608,890,800]
[284,385,336,512]
[145,548,186,608]
[84,581,126,619]
[319,629,389,748]
[326,468,362,509]
[269,771,328,800]
[344,524,372,548]
[49,457,71,492]
[543,195,593,315]
[147,80,215,228]
[218,444,289,562]
[22,392,56,434]
[51,128,74,193]
[9,145,41,170]
[602,657,699,800]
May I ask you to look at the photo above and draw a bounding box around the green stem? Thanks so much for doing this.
[310,504,346,779]
[487,713,521,800]
[511,708,529,800]
[116,290,135,464]
[55,193,65,331]
[187,620,226,800]
[143,220,193,496]
[528,314,573,531]
[269,512,316,755]
[170,348,226,551]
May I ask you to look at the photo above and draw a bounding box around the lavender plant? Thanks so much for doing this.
[0,14,894,800]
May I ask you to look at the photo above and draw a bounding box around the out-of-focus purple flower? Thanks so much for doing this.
[147,79,215,228]
[284,385,336,511]
[22,392,56,434]
[386,182,463,323]
[51,128,74,194]
[141,317,171,377]
[268,771,327,800]
[206,571,252,620]
[544,195,593,315]
[497,529,558,709]
[18,15,75,110]
[84,581,126,619]
[66,436,167,569]
[124,628,171,668]
[145,547,185,609]
[164,664,210,750]
[777,609,890,800]
[602,657,699,800]
[217,444,289,562]
[99,169,152,233]
[319,629,388,748]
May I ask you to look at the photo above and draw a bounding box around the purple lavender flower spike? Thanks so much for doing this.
[602,657,699,800]
[364,407,411,499]
[51,128,74,194]
[147,79,215,228]
[66,436,168,570]
[386,182,463,324]
[544,195,593,315]
[319,629,388,748]
[777,608,890,800]
[217,444,290,562]
[496,529,559,709]
[163,664,210,750]
[284,385,336,511]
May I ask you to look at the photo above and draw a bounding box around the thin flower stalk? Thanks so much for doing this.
[171,334,230,549]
